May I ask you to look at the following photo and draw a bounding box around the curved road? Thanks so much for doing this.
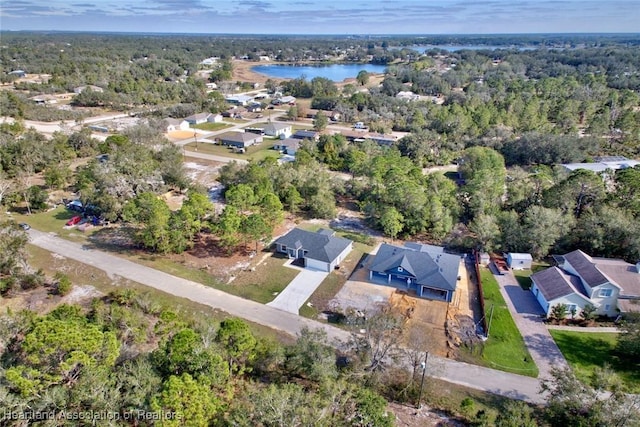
[27,229,544,403]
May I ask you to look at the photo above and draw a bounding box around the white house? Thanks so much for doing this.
[507,253,533,270]
[531,250,640,318]
[163,118,190,132]
[226,95,253,106]
[263,122,292,139]
[185,112,222,125]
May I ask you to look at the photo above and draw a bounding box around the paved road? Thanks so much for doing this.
[491,268,569,379]
[267,261,328,314]
[27,229,545,403]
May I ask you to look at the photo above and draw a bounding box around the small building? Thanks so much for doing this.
[163,118,190,132]
[292,129,320,141]
[74,85,104,94]
[216,131,263,149]
[368,243,460,302]
[479,252,491,267]
[263,121,292,138]
[273,228,353,272]
[185,112,221,125]
[29,94,58,105]
[8,70,26,78]
[562,156,640,174]
[273,138,300,155]
[225,95,253,106]
[507,253,533,270]
[279,95,296,105]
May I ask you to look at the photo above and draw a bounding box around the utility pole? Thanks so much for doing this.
[194,132,198,151]
[416,351,428,409]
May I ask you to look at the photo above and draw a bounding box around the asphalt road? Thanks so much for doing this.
[27,228,545,403]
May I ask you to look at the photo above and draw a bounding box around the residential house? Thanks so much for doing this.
[222,106,247,119]
[163,118,190,132]
[306,109,341,122]
[507,253,533,270]
[185,112,222,125]
[29,94,58,105]
[562,156,640,174]
[226,95,253,106]
[247,102,262,113]
[366,133,397,146]
[396,91,421,101]
[368,243,460,302]
[216,131,263,149]
[263,122,292,138]
[292,129,320,141]
[273,138,300,155]
[74,85,104,94]
[274,228,353,272]
[531,249,640,318]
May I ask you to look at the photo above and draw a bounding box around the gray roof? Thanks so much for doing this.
[404,242,444,253]
[217,131,261,143]
[185,112,211,122]
[564,250,608,287]
[264,122,291,132]
[274,228,352,263]
[508,253,532,260]
[592,257,637,296]
[369,243,460,291]
[531,266,589,301]
[292,130,319,140]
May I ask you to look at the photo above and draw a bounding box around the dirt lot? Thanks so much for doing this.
[167,130,197,140]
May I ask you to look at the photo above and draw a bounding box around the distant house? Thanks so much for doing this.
[562,156,640,174]
[8,70,26,78]
[368,243,461,302]
[306,109,341,121]
[226,95,253,106]
[506,253,533,270]
[292,129,320,141]
[366,133,397,146]
[247,102,262,112]
[29,94,58,105]
[216,131,263,149]
[185,112,221,125]
[74,85,104,94]
[396,91,420,101]
[273,138,300,155]
[274,228,353,272]
[280,95,296,105]
[263,122,292,138]
[163,118,190,132]
[531,250,640,318]
[205,82,218,90]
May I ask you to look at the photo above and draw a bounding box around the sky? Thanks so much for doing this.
[1,0,639,35]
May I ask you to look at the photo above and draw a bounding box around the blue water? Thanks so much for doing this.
[251,63,388,81]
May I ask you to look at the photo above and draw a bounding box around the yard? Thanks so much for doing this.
[473,268,538,377]
[12,205,98,242]
[549,330,640,392]
[184,138,281,162]
[513,262,550,290]
[192,122,231,131]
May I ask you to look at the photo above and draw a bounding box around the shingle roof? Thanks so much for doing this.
[217,131,261,143]
[274,228,352,263]
[292,130,319,139]
[564,250,608,287]
[264,122,291,132]
[185,112,211,122]
[369,244,460,291]
[531,266,589,301]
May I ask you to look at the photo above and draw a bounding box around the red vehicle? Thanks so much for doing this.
[66,215,82,226]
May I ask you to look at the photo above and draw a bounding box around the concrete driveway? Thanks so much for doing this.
[266,260,328,314]
[491,268,569,379]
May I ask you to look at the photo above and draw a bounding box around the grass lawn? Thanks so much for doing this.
[549,330,640,392]
[514,262,550,290]
[215,253,299,304]
[192,122,230,131]
[184,139,281,162]
[12,205,97,243]
[476,268,539,377]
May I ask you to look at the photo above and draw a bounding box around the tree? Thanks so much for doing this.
[225,183,255,212]
[459,147,506,218]
[240,213,271,253]
[469,213,501,253]
[580,303,597,323]
[313,110,328,132]
[379,206,404,240]
[616,315,640,360]
[549,303,568,323]
[43,163,71,190]
[356,70,370,86]
[151,373,220,427]
[122,192,172,253]
[216,318,257,375]
[284,328,337,383]
[258,192,284,227]
[216,205,243,250]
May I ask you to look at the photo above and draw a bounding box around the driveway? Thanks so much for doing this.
[491,268,569,379]
[27,229,545,403]
[267,261,328,314]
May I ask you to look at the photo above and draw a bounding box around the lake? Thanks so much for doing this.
[251,63,388,82]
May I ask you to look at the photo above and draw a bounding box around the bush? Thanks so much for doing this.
[54,272,72,296]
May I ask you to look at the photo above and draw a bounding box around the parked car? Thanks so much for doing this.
[18,223,31,230]
[66,216,82,226]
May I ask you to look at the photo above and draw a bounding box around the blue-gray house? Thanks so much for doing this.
[368,243,460,302]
